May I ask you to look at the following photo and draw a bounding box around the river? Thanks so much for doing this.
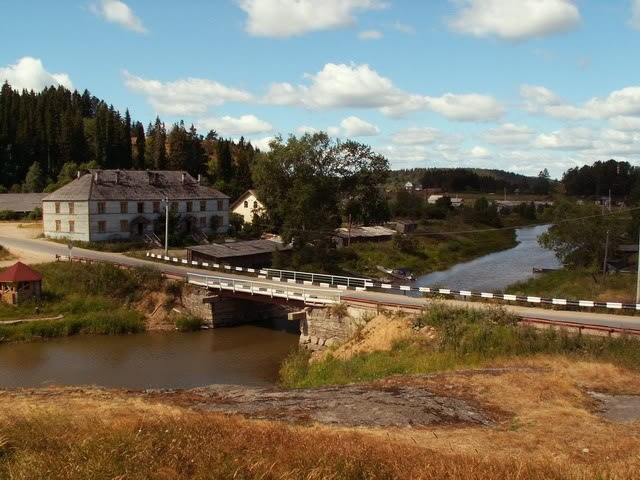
[0,318,299,389]
[415,224,561,292]
[0,225,559,389]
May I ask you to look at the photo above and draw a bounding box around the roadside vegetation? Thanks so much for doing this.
[280,304,640,388]
[507,268,636,303]
[0,262,164,342]
[336,227,516,277]
[0,244,13,261]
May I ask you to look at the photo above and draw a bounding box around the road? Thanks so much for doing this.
[1,231,640,332]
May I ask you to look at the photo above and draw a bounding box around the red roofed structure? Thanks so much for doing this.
[0,262,42,305]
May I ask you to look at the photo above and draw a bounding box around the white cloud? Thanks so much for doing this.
[0,57,73,91]
[522,84,640,120]
[339,115,380,136]
[265,63,504,121]
[482,123,534,145]
[630,0,640,30]
[533,126,595,150]
[609,116,640,131]
[89,0,147,33]
[123,70,254,116]
[390,21,415,34]
[252,136,275,151]
[327,126,342,137]
[448,0,581,41]
[236,0,388,37]
[391,127,443,145]
[470,145,491,158]
[296,125,320,135]
[196,115,273,136]
[358,29,383,39]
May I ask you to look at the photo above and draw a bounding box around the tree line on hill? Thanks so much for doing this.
[390,167,553,195]
[0,82,257,200]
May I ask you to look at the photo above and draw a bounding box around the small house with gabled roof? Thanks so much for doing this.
[0,262,42,305]
[230,189,265,224]
[42,170,229,242]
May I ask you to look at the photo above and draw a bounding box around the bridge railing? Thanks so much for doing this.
[187,273,342,305]
[263,268,370,289]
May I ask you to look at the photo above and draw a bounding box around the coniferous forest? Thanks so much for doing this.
[0,82,256,200]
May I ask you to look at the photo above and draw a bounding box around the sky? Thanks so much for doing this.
[1,0,640,179]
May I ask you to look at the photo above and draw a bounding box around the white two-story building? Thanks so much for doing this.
[43,170,229,242]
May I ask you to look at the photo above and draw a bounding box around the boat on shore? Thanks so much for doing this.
[376,265,416,281]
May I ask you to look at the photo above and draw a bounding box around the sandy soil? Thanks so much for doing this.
[330,313,434,360]
[0,221,50,267]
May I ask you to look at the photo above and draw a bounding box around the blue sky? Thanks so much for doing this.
[2,0,640,178]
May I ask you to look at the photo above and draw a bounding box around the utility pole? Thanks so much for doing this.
[164,197,169,256]
[602,229,609,286]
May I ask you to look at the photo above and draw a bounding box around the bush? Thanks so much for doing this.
[174,316,203,332]
[0,210,19,221]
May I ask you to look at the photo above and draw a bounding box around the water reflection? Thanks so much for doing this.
[415,225,561,293]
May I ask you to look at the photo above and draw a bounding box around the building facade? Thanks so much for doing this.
[230,189,264,224]
[43,170,229,242]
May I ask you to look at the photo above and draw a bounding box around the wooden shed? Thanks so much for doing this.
[0,262,43,305]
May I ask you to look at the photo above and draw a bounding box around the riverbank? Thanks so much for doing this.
[281,304,640,388]
[336,225,516,277]
[507,268,636,304]
[0,356,638,478]
[0,262,185,343]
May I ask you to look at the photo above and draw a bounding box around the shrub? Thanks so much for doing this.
[174,316,203,332]
[0,210,19,221]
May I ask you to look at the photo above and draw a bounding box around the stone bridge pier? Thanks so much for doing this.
[182,285,295,328]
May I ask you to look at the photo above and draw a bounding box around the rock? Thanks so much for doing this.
[325,337,339,347]
[310,336,318,345]
[582,448,590,454]
[299,335,310,344]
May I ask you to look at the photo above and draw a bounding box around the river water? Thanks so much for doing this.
[0,225,559,389]
[415,224,561,292]
[0,319,299,389]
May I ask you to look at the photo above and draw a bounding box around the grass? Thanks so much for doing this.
[338,226,516,276]
[174,316,203,332]
[507,268,637,303]
[280,304,640,388]
[0,262,164,342]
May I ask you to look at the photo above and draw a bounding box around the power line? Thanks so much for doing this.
[243,205,640,238]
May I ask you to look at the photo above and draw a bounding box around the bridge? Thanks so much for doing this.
[1,232,639,336]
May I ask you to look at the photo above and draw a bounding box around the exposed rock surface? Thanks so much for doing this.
[143,383,496,428]
[589,391,640,424]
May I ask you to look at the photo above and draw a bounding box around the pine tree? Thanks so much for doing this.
[123,109,132,168]
[151,117,166,169]
[133,121,145,169]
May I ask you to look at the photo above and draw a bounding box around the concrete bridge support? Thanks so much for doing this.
[298,306,372,351]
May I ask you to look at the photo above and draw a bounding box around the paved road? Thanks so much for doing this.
[2,234,640,332]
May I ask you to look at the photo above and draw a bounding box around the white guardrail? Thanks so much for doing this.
[187,272,342,305]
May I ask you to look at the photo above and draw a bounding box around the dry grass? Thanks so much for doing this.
[0,358,639,479]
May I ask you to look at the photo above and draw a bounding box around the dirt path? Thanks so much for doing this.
[0,221,50,267]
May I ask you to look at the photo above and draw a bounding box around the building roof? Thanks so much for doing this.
[0,262,43,283]
[334,225,396,239]
[42,170,229,202]
[187,238,289,259]
[0,193,47,213]
[230,189,260,210]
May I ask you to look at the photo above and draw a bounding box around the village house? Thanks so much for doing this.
[427,194,465,208]
[42,170,229,242]
[0,262,42,305]
[186,237,290,268]
[333,225,396,248]
[230,189,265,224]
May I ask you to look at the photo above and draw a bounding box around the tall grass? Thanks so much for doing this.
[281,304,640,387]
[507,268,636,303]
[174,316,203,332]
[0,311,145,342]
[0,262,164,342]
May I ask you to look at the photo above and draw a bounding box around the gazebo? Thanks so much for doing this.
[0,262,43,305]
